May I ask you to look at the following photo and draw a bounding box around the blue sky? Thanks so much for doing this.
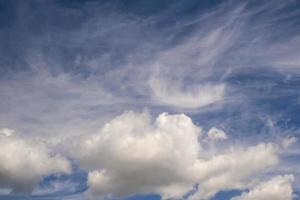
[0,0,300,200]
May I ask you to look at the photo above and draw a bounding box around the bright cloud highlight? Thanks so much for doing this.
[0,128,71,193]
[66,111,284,199]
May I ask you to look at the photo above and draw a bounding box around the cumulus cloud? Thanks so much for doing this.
[189,143,279,200]
[66,111,282,199]
[232,175,294,200]
[0,128,71,193]
[69,111,201,198]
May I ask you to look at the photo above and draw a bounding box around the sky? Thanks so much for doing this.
[0,0,300,200]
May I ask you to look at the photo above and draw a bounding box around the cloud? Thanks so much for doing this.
[0,128,14,137]
[0,0,300,199]
[189,143,279,200]
[33,179,79,196]
[231,175,294,200]
[207,127,228,140]
[0,128,71,193]
[281,136,298,149]
[2,0,299,143]
[0,69,121,144]
[149,78,225,109]
[66,111,281,199]
[68,111,201,198]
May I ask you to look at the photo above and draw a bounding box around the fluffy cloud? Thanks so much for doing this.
[70,111,201,198]
[67,111,281,199]
[189,143,279,200]
[232,175,294,200]
[0,128,71,193]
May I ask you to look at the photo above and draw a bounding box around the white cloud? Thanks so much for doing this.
[0,128,14,137]
[190,143,279,200]
[149,78,225,109]
[0,128,71,193]
[281,136,297,149]
[67,111,281,199]
[70,111,201,199]
[207,127,228,140]
[0,69,120,144]
[232,175,294,200]
[33,179,79,195]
